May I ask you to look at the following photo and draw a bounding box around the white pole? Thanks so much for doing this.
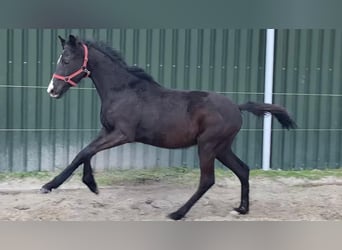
[262,29,275,171]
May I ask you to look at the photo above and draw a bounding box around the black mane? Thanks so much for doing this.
[85,40,155,82]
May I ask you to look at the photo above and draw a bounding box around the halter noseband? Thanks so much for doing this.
[52,44,91,87]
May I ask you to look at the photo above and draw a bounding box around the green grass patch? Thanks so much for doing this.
[0,171,54,181]
[94,167,204,186]
[250,169,342,180]
[0,167,341,185]
[94,168,342,185]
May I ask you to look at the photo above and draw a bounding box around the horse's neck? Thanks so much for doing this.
[91,62,155,103]
[90,72,122,101]
[88,48,165,102]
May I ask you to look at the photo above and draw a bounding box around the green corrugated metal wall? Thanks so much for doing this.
[272,29,342,169]
[0,28,266,172]
[2,28,340,172]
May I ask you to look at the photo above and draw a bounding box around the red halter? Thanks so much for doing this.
[52,44,91,87]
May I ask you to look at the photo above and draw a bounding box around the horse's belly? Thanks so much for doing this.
[157,135,197,149]
[147,137,197,149]
[136,127,198,149]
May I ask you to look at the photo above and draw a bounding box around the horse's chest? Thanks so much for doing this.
[100,103,140,131]
[99,107,120,130]
[100,113,114,130]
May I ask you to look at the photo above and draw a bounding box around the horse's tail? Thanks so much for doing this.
[238,101,297,129]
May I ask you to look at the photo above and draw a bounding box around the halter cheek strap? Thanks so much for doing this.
[52,44,91,87]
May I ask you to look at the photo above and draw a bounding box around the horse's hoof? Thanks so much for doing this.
[230,210,240,216]
[233,206,249,215]
[167,211,184,221]
[90,187,99,195]
[40,187,51,194]
[82,176,99,195]
[84,182,99,194]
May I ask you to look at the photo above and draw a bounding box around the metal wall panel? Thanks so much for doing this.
[0,29,266,172]
[272,29,342,169]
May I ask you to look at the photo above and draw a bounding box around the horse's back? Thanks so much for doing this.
[135,88,242,148]
[196,92,242,132]
[186,90,242,127]
[207,91,242,124]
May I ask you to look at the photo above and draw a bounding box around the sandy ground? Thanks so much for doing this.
[0,175,341,221]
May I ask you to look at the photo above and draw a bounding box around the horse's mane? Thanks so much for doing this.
[85,40,156,83]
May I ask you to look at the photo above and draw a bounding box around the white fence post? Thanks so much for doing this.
[262,29,275,171]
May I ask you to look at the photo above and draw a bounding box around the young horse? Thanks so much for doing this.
[43,35,296,220]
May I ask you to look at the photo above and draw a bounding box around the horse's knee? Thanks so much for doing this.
[199,176,215,191]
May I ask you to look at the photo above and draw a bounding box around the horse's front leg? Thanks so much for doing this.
[82,158,98,194]
[40,129,129,194]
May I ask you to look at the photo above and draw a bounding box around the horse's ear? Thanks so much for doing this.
[58,35,66,48]
[68,34,77,46]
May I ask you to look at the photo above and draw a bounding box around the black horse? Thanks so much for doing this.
[43,35,296,220]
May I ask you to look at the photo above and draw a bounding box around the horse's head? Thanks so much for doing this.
[47,35,90,98]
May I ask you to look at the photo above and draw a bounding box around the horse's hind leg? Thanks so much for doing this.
[168,142,216,220]
[216,149,250,214]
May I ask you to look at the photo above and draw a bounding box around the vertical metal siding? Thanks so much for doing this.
[0,29,266,172]
[272,29,342,169]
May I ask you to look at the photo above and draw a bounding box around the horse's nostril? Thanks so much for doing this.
[47,87,53,94]
[48,88,57,97]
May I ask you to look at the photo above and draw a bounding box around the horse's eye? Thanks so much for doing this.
[62,58,70,64]
[61,52,71,64]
